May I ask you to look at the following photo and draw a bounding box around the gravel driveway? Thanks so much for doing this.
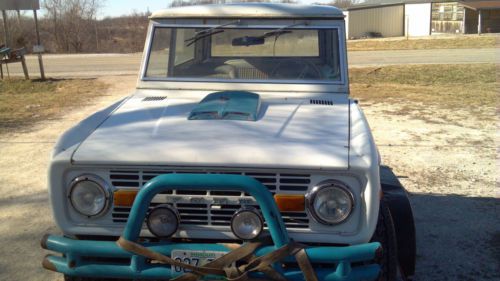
[0,76,498,280]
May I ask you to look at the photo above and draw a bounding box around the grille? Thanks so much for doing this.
[109,169,311,229]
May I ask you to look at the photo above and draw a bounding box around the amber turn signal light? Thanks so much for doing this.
[274,194,305,212]
[113,190,138,207]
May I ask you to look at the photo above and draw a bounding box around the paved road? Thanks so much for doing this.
[2,48,497,78]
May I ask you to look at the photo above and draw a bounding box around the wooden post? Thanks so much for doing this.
[33,9,45,80]
[1,10,9,46]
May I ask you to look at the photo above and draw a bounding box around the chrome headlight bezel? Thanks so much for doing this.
[68,174,111,218]
[306,180,355,225]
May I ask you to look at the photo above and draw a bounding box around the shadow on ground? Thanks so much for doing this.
[408,192,499,280]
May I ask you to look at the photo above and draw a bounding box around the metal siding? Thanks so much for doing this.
[405,3,432,36]
[347,5,404,38]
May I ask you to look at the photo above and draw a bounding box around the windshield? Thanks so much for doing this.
[145,27,341,82]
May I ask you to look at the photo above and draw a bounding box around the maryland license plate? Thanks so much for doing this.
[171,250,227,278]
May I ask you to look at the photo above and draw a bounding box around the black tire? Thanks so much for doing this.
[371,200,398,281]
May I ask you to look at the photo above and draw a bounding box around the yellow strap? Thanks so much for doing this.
[116,236,318,281]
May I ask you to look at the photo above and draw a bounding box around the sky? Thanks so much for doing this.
[101,0,333,17]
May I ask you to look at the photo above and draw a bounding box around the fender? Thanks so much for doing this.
[379,165,416,280]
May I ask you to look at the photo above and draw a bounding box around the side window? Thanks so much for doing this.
[145,28,171,78]
[174,28,196,66]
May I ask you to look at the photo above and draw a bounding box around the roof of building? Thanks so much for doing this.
[150,3,344,19]
[348,0,500,10]
[460,1,500,10]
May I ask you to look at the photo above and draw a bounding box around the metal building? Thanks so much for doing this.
[344,0,500,38]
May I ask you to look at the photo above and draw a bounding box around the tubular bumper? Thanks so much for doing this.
[42,174,381,281]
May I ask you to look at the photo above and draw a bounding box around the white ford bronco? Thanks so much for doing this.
[41,3,416,281]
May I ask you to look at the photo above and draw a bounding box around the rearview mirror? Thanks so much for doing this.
[232,36,265,46]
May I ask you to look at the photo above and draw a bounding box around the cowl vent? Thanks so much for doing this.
[310,99,334,106]
[142,96,167,102]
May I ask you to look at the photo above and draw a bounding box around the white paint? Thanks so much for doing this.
[49,98,381,244]
[151,3,344,19]
[405,3,432,37]
[72,91,351,170]
[343,11,349,39]
[48,4,381,246]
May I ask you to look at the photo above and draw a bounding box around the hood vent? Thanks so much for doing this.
[310,99,334,106]
[189,91,261,121]
[142,96,167,102]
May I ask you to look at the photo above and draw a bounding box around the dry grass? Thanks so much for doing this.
[347,35,497,51]
[0,78,108,135]
[349,64,498,124]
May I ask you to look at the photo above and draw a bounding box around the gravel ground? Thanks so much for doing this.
[0,75,498,280]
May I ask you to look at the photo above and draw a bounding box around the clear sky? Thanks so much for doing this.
[101,0,333,17]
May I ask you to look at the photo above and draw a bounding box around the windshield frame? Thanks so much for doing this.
[139,21,348,91]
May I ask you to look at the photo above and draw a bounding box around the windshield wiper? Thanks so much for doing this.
[185,20,240,47]
[258,22,307,39]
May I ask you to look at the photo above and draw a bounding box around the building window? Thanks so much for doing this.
[432,3,464,21]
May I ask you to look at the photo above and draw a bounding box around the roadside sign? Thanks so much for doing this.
[33,45,44,54]
[0,0,40,10]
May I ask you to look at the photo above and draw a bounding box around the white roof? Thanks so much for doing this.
[151,3,344,19]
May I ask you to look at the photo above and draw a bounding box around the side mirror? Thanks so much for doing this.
[232,36,265,46]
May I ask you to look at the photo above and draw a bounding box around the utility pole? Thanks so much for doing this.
[1,10,9,46]
[33,9,45,80]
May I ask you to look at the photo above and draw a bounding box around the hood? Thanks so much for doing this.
[72,92,350,170]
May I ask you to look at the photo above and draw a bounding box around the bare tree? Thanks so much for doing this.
[325,0,360,9]
[43,0,106,52]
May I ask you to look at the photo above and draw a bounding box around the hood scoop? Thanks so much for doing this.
[188,91,261,121]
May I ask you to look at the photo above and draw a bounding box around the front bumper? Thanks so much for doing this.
[42,174,381,281]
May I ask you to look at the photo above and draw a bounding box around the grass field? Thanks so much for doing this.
[0,79,108,135]
[347,35,498,51]
[349,64,497,124]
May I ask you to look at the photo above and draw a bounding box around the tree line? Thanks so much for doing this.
[0,0,358,54]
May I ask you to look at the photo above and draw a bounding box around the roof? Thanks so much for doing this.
[348,0,500,10]
[460,1,500,10]
[347,0,452,10]
[150,3,344,19]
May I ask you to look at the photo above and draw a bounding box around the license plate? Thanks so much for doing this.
[171,250,227,278]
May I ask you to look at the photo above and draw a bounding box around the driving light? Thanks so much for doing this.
[69,175,110,217]
[147,205,180,238]
[230,207,263,240]
[307,180,354,225]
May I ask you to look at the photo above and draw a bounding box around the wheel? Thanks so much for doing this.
[371,200,398,281]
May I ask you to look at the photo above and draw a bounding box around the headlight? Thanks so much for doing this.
[230,207,263,240]
[307,180,354,225]
[147,205,180,238]
[69,175,110,217]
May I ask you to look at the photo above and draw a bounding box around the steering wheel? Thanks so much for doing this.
[271,59,322,79]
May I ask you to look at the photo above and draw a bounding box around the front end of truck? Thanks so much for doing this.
[41,3,402,281]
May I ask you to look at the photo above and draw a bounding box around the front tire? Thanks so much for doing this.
[371,200,398,281]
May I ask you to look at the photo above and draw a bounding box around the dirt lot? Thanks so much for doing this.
[0,63,498,280]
